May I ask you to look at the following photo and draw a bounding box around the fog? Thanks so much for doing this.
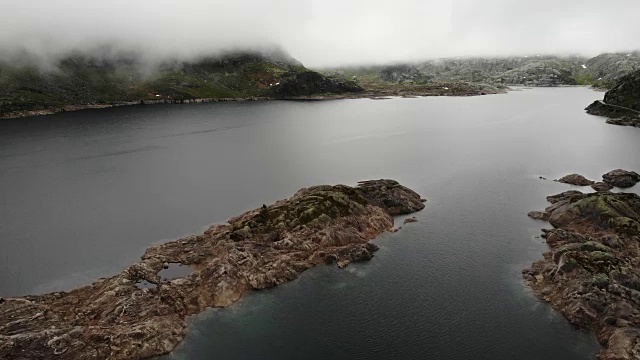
[1,0,639,67]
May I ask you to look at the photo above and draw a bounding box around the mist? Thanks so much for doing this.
[2,0,640,68]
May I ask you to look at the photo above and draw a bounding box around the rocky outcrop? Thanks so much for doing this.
[525,185,640,359]
[270,71,363,98]
[592,182,614,192]
[0,180,423,360]
[602,169,640,188]
[586,69,640,127]
[556,173,595,186]
[379,64,432,84]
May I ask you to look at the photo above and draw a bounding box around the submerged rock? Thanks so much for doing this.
[602,169,640,188]
[556,173,595,186]
[403,216,418,224]
[0,180,424,360]
[527,211,549,221]
[525,186,640,359]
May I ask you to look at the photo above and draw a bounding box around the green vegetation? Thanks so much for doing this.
[0,50,359,117]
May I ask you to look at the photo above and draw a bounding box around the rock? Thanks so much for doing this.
[271,71,363,98]
[546,190,583,204]
[592,182,614,192]
[586,69,640,127]
[527,211,549,221]
[403,217,418,224]
[525,187,640,360]
[0,180,424,360]
[162,262,169,269]
[556,173,595,186]
[356,179,425,215]
[602,169,640,188]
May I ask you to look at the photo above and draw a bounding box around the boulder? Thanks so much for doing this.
[602,169,640,188]
[556,173,595,186]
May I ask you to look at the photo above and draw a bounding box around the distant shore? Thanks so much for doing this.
[0,83,508,120]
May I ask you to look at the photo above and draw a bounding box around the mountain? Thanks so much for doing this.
[0,48,362,118]
[586,69,640,127]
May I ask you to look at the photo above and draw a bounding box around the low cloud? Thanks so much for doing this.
[1,0,639,67]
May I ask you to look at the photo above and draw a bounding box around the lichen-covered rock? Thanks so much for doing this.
[602,169,640,188]
[0,180,423,360]
[525,186,640,360]
[556,173,595,186]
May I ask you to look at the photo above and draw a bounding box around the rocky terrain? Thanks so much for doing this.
[584,52,640,89]
[525,170,640,359]
[0,47,362,119]
[586,69,640,127]
[0,179,424,360]
[323,52,640,89]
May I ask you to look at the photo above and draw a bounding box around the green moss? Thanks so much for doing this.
[560,257,579,272]
[608,217,640,235]
[592,273,609,288]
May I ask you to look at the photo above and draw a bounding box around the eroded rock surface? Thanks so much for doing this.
[0,180,424,360]
[602,169,640,188]
[525,188,640,359]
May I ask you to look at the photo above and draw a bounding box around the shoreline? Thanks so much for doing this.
[0,85,509,120]
[0,180,425,360]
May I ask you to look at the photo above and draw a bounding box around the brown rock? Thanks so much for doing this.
[556,173,595,186]
[527,211,549,221]
[591,182,614,192]
[602,169,640,188]
[403,216,418,224]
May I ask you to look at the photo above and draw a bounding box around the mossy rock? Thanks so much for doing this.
[592,273,610,288]
[560,257,579,273]
[608,217,640,235]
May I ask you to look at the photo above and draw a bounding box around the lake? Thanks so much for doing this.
[2,87,638,359]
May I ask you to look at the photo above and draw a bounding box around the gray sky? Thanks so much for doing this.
[2,0,639,67]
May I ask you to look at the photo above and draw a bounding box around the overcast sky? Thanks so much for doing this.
[2,0,639,67]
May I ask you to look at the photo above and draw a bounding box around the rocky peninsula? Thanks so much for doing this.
[0,180,424,360]
[525,170,640,359]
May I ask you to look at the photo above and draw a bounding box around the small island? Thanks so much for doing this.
[0,180,424,360]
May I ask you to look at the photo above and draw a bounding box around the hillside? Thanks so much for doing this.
[322,53,640,89]
[582,52,640,88]
[0,48,362,118]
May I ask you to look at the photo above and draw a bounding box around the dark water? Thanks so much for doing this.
[2,87,639,359]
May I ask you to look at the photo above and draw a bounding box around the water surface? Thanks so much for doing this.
[2,87,638,359]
